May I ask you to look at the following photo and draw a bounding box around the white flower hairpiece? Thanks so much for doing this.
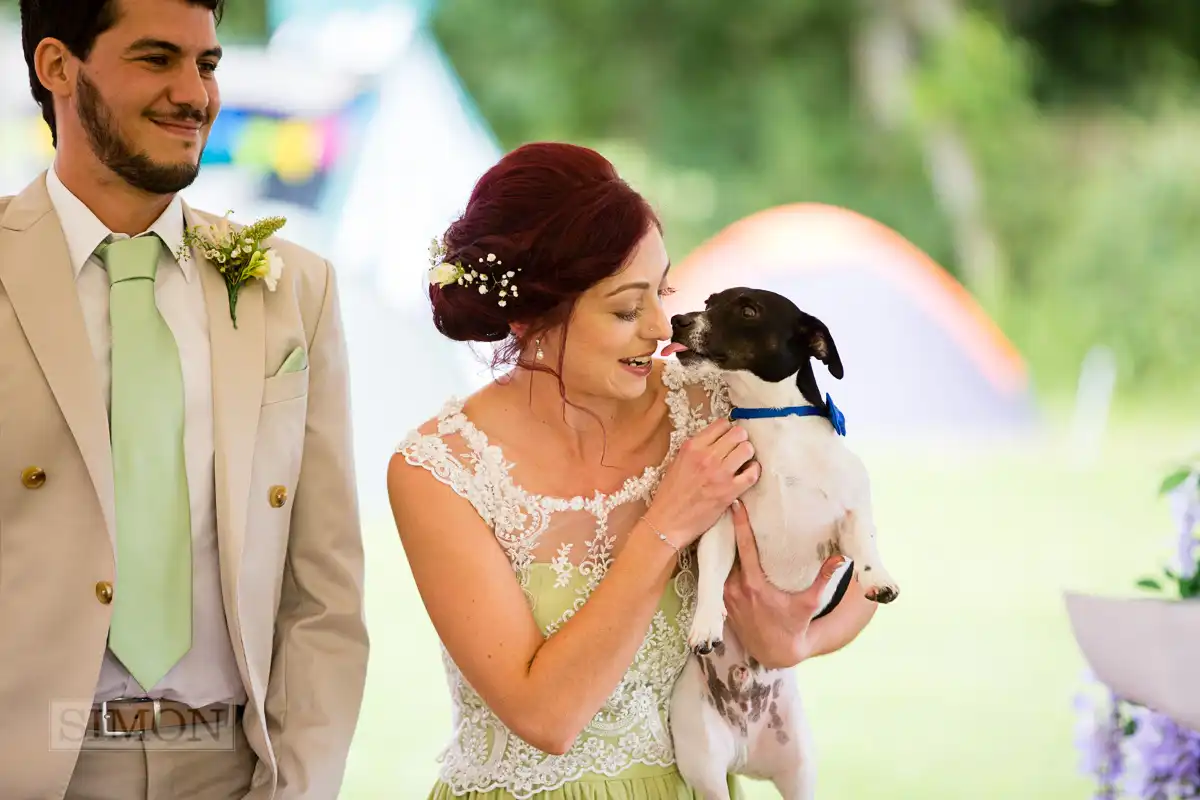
[427,237,521,308]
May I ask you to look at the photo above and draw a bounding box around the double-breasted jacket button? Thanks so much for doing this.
[95,581,114,605]
[269,485,288,508]
[21,466,46,489]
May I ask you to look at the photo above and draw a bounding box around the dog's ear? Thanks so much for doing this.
[796,314,843,379]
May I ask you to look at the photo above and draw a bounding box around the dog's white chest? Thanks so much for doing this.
[741,422,859,589]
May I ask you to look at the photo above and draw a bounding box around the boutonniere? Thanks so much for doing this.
[178,212,287,328]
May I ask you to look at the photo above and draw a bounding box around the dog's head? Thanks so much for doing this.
[664,287,843,387]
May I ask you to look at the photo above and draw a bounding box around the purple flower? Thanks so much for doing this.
[1075,683,1127,796]
[1069,470,1200,799]
[1167,474,1199,582]
[1120,706,1200,798]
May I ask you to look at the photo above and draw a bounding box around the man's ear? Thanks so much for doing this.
[34,38,76,102]
[797,313,843,379]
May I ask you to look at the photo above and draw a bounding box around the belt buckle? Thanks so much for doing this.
[98,698,160,737]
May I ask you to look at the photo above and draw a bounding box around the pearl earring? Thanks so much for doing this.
[535,339,544,360]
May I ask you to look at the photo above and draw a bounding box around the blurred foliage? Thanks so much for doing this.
[1010,116,1200,395]
[994,0,1200,109]
[0,0,268,41]
[432,0,955,276]
[215,0,269,41]
[428,0,1200,403]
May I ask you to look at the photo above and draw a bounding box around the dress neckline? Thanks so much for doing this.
[438,384,681,510]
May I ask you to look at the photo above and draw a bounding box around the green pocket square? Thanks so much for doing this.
[276,346,307,375]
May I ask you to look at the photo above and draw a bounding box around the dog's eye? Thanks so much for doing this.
[741,305,758,319]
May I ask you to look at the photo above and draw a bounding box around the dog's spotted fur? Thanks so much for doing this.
[699,644,790,745]
[666,288,899,800]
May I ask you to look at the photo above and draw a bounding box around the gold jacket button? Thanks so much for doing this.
[269,485,288,508]
[21,466,46,489]
[95,581,113,605]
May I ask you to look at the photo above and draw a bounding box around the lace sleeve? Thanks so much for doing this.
[660,360,732,436]
[395,399,497,527]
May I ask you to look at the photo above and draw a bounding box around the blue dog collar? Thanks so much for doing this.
[728,393,847,436]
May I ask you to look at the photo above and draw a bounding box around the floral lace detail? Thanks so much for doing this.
[551,544,575,588]
[396,360,729,799]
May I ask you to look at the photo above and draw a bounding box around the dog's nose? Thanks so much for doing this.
[671,313,694,330]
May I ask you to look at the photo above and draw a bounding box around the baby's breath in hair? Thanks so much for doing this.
[427,236,521,308]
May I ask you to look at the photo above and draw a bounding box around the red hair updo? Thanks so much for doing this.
[429,142,660,364]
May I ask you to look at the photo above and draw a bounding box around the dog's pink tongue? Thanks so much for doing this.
[660,342,689,357]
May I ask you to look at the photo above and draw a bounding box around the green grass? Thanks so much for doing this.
[338,410,1197,798]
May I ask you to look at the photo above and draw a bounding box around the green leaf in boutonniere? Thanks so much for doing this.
[177,211,287,328]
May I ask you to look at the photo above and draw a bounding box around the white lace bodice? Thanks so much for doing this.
[396,360,731,798]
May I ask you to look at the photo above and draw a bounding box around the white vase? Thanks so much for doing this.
[1065,591,1200,734]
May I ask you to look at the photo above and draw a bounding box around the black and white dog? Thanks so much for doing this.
[663,287,899,800]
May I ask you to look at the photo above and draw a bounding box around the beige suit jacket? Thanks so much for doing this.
[0,173,369,799]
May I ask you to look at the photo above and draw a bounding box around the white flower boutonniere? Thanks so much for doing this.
[178,211,287,328]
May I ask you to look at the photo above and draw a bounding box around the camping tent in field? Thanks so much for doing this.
[663,203,1039,439]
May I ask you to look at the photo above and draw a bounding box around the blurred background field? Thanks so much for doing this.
[3,0,1199,795]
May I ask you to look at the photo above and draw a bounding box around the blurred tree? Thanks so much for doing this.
[214,0,269,41]
[429,0,1200,398]
[431,0,956,288]
[0,0,269,41]
[857,0,1030,311]
[989,0,1200,108]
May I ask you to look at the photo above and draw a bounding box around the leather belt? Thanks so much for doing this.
[88,699,242,737]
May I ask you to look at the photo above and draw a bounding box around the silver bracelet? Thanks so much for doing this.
[640,515,679,553]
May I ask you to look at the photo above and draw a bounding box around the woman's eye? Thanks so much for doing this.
[658,286,677,298]
[616,309,641,322]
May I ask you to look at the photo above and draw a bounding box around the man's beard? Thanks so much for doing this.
[76,72,205,195]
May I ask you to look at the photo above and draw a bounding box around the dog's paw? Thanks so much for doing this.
[688,601,726,654]
[859,567,899,604]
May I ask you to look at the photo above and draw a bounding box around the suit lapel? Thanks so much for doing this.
[186,203,265,620]
[0,174,116,548]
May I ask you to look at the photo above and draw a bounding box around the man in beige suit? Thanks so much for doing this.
[1,0,369,797]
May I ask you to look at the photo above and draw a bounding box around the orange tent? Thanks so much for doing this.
[663,204,1038,436]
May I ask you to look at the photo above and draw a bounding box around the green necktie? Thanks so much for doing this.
[101,234,193,691]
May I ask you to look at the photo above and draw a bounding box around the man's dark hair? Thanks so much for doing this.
[20,0,225,146]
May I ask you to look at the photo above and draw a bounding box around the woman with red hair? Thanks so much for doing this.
[389,142,873,798]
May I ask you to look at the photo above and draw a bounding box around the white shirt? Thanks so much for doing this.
[45,167,246,708]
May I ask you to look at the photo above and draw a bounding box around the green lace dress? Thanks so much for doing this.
[397,361,743,799]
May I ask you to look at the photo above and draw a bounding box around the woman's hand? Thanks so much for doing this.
[646,419,761,550]
[723,500,849,670]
